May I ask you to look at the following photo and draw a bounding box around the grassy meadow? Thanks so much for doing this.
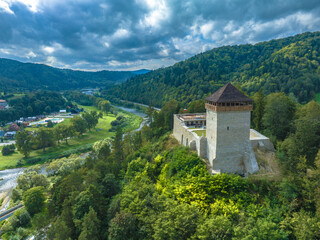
[0,105,142,170]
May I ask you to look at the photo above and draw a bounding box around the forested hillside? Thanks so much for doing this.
[3,93,320,239]
[0,58,146,91]
[0,91,67,124]
[106,31,320,106]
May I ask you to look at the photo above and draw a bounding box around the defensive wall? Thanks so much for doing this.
[173,114,207,158]
[173,113,274,161]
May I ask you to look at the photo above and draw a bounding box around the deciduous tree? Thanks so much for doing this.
[15,130,33,158]
[23,186,46,216]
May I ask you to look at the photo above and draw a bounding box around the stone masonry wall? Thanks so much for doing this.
[206,110,258,174]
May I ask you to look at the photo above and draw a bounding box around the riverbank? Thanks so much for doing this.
[0,168,25,212]
[0,105,143,170]
[0,105,147,213]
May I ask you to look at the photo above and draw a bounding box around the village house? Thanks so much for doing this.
[4,131,16,140]
[0,100,8,110]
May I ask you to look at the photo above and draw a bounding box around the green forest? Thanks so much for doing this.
[105,31,320,107]
[3,90,320,239]
[0,58,143,91]
[0,91,67,124]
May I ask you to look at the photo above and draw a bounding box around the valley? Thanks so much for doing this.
[0,31,320,239]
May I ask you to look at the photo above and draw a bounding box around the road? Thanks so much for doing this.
[0,141,15,147]
[0,204,23,221]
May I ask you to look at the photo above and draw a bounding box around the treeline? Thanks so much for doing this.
[105,31,320,106]
[251,91,320,172]
[15,111,102,159]
[64,91,97,106]
[0,58,138,92]
[65,91,111,113]
[0,91,66,124]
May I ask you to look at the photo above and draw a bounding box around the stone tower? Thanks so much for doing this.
[205,83,258,174]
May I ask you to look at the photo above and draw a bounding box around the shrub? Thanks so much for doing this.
[2,145,14,156]
[26,158,42,164]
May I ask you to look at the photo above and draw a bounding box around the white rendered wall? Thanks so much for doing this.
[206,109,257,173]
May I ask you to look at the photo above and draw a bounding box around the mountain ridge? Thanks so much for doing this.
[0,58,150,91]
[105,31,320,106]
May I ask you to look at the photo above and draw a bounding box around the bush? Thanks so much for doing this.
[2,145,14,156]
[14,209,31,228]
[9,144,15,150]
[16,159,23,167]
[111,120,120,126]
[26,158,42,165]
[116,116,125,121]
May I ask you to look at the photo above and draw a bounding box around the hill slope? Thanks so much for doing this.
[105,32,320,106]
[0,58,148,91]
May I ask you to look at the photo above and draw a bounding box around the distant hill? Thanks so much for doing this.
[0,58,148,91]
[105,32,320,107]
[130,69,151,75]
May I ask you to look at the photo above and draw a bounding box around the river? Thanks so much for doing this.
[113,105,149,133]
[0,105,150,212]
[0,168,25,212]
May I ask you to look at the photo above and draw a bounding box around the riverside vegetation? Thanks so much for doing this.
[0,92,142,169]
[2,89,320,239]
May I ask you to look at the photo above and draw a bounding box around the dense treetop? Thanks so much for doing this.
[105,31,320,106]
[0,58,148,91]
[0,91,66,124]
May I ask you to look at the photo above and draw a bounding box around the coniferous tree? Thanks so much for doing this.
[78,207,100,240]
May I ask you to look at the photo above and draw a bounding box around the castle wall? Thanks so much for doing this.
[173,115,197,147]
[173,115,207,158]
[206,110,258,174]
[173,113,267,174]
[250,129,274,151]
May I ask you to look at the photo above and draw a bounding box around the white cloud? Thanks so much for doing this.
[0,0,13,14]
[0,48,11,54]
[26,51,36,58]
[113,29,130,39]
[0,0,320,70]
[140,0,170,29]
[42,46,55,54]
[46,56,57,65]
[200,21,215,38]
[16,0,40,13]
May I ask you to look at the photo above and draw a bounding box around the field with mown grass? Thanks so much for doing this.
[0,105,142,170]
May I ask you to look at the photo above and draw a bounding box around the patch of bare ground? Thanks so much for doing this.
[249,148,282,181]
[166,135,180,150]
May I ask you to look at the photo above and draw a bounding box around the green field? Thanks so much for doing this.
[193,130,206,137]
[0,105,142,170]
[315,93,320,103]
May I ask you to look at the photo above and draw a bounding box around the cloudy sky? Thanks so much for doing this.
[0,0,320,71]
